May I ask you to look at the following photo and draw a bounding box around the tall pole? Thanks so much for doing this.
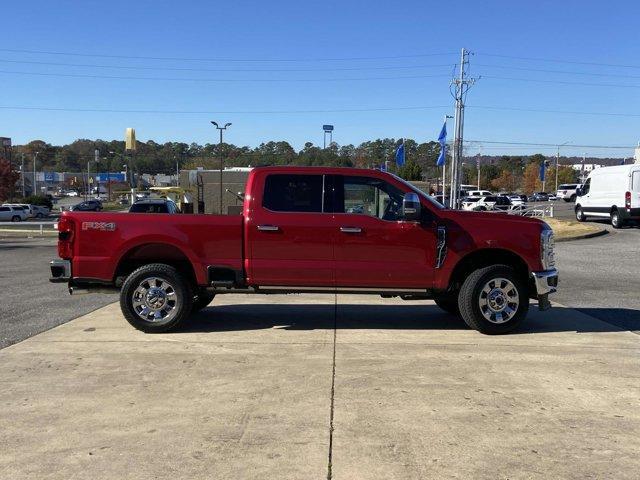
[476,153,481,190]
[449,48,476,209]
[211,121,232,214]
[219,128,223,214]
[441,115,453,198]
[21,153,25,197]
[554,142,569,192]
[33,152,39,197]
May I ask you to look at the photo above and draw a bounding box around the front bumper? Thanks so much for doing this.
[531,268,558,311]
[50,259,71,283]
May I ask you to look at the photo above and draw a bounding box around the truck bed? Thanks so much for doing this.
[65,212,244,285]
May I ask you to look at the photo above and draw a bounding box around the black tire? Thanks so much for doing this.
[120,263,193,333]
[192,290,215,312]
[569,194,576,202]
[458,264,529,335]
[575,206,585,222]
[36,213,44,218]
[11,215,21,222]
[611,209,624,229]
[433,293,460,315]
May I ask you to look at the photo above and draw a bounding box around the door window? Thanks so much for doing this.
[632,171,640,193]
[339,176,404,221]
[263,174,324,213]
[582,178,591,195]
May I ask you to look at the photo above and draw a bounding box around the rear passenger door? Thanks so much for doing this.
[247,173,335,287]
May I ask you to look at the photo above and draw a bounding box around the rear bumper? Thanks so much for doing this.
[49,259,71,283]
[620,207,640,220]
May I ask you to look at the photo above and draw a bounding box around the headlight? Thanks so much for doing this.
[540,228,555,270]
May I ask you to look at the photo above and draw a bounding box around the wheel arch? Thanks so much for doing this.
[446,248,531,295]
[114,243,198,289]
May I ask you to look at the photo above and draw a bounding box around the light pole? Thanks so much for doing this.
[33,151,39,196]
[211,121,232,214]
[555,141,570,192]
[21,153,25,197]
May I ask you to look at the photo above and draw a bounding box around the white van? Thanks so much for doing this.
[575,164,640,228]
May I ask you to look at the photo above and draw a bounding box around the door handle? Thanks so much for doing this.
[340,226,362,234]
[257,225,279,232]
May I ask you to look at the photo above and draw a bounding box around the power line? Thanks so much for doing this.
[0,47,458,63]
[467,140,633,149]
[478,52,640,70]
[0,58,456,73]
[476,63,640,79]
[1,104,640,117]
[481,75,640,89]
[0,69,450,82]
[467,105,640,117]
[0,104,451,114]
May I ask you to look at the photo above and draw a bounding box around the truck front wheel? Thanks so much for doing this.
[458,265,529,334]
[120,263,193,333]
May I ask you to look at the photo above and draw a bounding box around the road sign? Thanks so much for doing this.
[322,125,334,132]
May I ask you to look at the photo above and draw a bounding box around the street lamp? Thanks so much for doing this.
[33,151,39,196]
[211,121,232,214]
[555,141,570,192]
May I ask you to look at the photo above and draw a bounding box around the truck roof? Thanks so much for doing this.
[250,165,391,176]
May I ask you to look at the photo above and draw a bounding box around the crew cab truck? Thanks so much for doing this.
[50,166,558,335]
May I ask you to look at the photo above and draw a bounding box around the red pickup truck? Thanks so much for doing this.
[50,166,558,334]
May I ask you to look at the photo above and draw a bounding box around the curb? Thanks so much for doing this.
[555,228,608,242]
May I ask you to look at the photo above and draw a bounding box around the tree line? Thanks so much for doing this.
[2,137,590,199]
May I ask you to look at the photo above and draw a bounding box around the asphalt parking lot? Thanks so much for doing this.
[0,237,117,349]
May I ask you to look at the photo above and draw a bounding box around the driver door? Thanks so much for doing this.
[332,174,436,289]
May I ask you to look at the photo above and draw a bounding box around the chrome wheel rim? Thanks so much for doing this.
[132,277,178,323]
[478,277,519,324]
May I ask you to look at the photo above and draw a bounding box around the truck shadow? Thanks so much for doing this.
[182,304,639,335]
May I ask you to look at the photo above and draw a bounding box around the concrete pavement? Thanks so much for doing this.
[2,294,639,479]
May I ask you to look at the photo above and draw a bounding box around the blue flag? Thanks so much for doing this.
[436,122,447,167]
[539,162,546,182]
[395,141,405,166]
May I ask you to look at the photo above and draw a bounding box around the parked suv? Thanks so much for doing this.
[556,184,580,202]
[0,205,28,222]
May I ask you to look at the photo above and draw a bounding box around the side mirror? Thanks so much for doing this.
[402,192,421,221]
[575,186,583,196]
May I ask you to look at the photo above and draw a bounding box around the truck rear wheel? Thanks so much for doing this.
[120,263,193,333]
[458,265,529,334]
[192,290,216,312]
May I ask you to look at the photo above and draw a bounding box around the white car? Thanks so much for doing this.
[467,190,493,197]
[0,205,28,222]
[556,183,580,202]
[575,164,640,228]
[66,191,79,197]
[508,195,526,206]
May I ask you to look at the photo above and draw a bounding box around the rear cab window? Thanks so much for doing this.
[262,174,324,213]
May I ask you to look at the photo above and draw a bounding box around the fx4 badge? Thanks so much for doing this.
[82,221,116,232]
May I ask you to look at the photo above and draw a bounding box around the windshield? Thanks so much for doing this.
[389,173,445,210]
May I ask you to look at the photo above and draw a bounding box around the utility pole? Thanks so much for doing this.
[21,153,26,197]
[449,48,477,209]
[33,152,39,197]
[555,141,569,192]
[441,115,453,199]
[211,121,232,214]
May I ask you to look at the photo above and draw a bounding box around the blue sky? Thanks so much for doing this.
[2,0,639,157]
